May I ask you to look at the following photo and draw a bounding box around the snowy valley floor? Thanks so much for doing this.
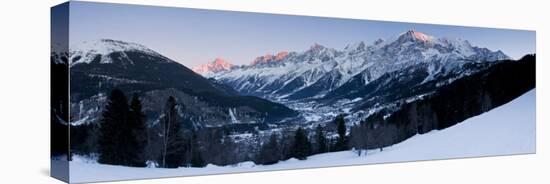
[68,90,536,183]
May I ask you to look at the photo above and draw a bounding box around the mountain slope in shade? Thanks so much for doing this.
[192,58,234,76]
[69,39,298,126]
[210,30,509,102]
[70,39,222,99]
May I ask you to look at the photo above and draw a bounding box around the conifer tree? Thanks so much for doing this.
[98,90,149,167]
[291,127,311,160]
[127,93,148,167]
[190,130,206,167]
[315,124,328,154]
[350,124,368,156]
[159,96,186,168]
[98,89,130,165]
[334,115,348,151]
[257,133,281,165]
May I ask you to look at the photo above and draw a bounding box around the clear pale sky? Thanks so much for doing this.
[68,1,535,68]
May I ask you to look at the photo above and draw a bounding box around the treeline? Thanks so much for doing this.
[70,89,352,168]
[255,115,356,165]
[68,87,438,167]
[72,89,208,168]
[70,90,359,167]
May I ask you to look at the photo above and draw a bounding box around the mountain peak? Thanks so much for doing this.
[212,57,230,65]
[251,51,289,66]
[192,58,234,75]
[275,51,289,60]
[373,38,384,45]
[310,43,326,50]
[345,41,366,51]
[398,30,433,42]
[72,39,158,54]
[69,39,167,66]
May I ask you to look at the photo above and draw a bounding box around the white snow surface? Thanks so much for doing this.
[69,90,535,183]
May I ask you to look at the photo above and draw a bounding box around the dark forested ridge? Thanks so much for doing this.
[69,50,298,127]
[350,54,536,150]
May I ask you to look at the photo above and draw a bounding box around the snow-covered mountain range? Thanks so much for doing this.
[203,30,508,102]
[185,30,512,124]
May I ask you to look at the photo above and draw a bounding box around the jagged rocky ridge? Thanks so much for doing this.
[205,30,511,124]
[209,30,508,102]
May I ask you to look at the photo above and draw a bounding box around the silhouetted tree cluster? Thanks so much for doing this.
[291,127,312,160]
[158,96,186,168]
[256,134,281,165]
[350,122,368,156]
[198,128,238,166]
[149,96,208,168]
[314,125,328,154]
[98,89,147,167]
[333,115,348,151]
[189,130,206,167]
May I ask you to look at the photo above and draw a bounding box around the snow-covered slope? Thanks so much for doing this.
[68,90,535,183]
[69,39,171,67]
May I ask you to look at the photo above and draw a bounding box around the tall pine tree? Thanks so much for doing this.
[334,115,348,151]
[128,93,148,167]
[315,124,328,154]
[190,130,206,167]
[98,89,148,167]
[350,123,368,156]
[98,89,130,166]
[257,133,281,165]
[291,127,311,160]
[159,96,186,168]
